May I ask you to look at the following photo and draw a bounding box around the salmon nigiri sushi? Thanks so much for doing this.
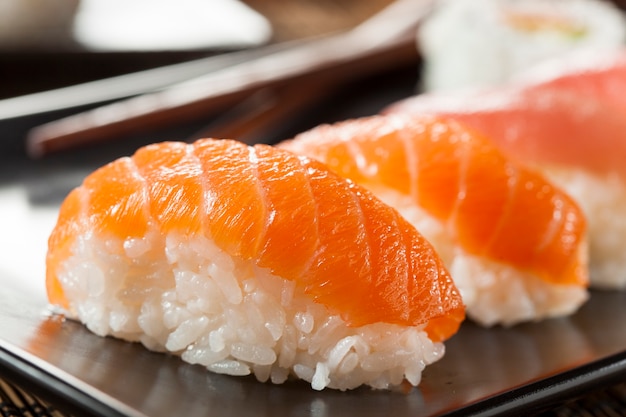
[46,138,464,391]
[385,48,626,289]
[280,114,588,327]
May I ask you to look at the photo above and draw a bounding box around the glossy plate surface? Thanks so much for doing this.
[0,65,625,417]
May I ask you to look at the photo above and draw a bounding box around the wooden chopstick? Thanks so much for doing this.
[0,41,304,121]
[25,0,432,158]
[187,78,335,144]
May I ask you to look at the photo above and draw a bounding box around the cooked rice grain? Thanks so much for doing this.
[55,231,444,391]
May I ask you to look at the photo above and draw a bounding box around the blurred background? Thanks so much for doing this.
[0,0,395,100]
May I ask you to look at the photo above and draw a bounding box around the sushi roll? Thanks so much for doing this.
[417,0,626,92]
[46,138,464,391]
[385,48,626,289]
[280,114,589,327]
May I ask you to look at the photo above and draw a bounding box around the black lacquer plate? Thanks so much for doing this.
[1,63,625,417]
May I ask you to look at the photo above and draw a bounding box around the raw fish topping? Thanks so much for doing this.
[46,139,465,342]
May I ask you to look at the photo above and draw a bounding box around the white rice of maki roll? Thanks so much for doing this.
[418,0,626,92]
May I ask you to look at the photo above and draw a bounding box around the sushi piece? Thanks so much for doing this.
[417,0,626,92]
[46,138,464,391]
[280,114,588,327]
[385,48,626,288]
